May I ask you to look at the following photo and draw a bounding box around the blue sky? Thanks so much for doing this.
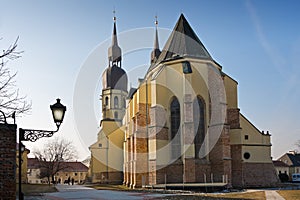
[1,0,300,160]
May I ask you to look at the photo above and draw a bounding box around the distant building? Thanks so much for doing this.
[16,143,30,183]
[27,158,88,184]
[277,151,300,178]
[273,160,290,175]
[27,158,43,184]
[89,13,279,188]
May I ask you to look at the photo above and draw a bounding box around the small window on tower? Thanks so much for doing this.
[182,61,192,74]
[114,96,119,108]
[123,98,126,108]
[245,135,249,140]
[98,143,102,148]
[105,97,109,106]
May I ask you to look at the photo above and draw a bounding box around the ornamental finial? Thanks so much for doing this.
[113,8,116,22]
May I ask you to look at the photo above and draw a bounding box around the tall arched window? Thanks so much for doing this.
[170,97,181,159]
[105,96,109,106]
[114,96,119,108]
[193,96,205,158]
[114,111,118,119]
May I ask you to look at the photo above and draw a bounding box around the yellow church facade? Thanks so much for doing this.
[89,14,278,189]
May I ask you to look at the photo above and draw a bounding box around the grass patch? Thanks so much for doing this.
[206,191,266,200]
[17,184,57,196]
[277,190,300,200]
[88,184,131,191]
[155,191,266,200]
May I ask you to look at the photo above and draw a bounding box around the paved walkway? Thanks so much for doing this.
[23,185,291,200]
[43,184,172,200]
[265,190,285,200]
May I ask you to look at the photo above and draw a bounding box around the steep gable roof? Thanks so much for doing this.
[160,13,212,60]
[286,153,300,167]
[148,13,212,73]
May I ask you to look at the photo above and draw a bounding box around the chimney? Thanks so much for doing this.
[288,150,296,155]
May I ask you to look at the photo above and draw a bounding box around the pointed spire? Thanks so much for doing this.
[151,15,161,64]
[112,9,117,45]
[108,9,122,67]
[154,15,159,49]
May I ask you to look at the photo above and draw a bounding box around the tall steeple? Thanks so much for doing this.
[151,15,161,64]
[102,11,128,121]
[108,10,122,67]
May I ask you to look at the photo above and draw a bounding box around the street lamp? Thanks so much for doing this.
[18,98,66,200]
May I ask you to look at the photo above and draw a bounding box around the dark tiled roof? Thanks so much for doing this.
[127,87,137,99]
[286,153,300,167]
[102,64,128,92]
[273,160,289,167]
[27,159,88,172]
[148,13,212,73]
[27,158,40,169]
[61,162,89,172]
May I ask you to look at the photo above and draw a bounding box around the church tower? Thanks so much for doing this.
[102,12,128,122]
[150,16,161,64]
[88,12,127,184]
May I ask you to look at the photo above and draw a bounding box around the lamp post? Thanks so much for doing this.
[18,98,66,200]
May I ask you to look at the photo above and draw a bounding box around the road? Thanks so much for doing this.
[41,184,172,200]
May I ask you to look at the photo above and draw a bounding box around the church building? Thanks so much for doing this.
[89,13,279,188]
[89,14,127,184]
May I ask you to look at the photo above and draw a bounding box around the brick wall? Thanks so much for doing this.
[231,144,279,188]
[0,123,17,200]
[195,161,211,182]
[166,160,183,183]
[107,171,123,184]
[184,158,196,183]
[227,108,240,129]
[242,163,279,188]
[209,127,232,184]
[231,144,243,187]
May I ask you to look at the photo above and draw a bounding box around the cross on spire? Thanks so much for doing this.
[108,9,122,67]
[151,15,161,64]
[113,8,116,22]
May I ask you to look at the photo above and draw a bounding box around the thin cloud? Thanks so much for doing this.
[245,0,286,76]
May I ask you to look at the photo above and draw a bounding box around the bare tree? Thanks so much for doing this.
[34,137,77,185]
[0,37,31,122]
[296,140,300,152]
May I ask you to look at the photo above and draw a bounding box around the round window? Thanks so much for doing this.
[244,152,250,159]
